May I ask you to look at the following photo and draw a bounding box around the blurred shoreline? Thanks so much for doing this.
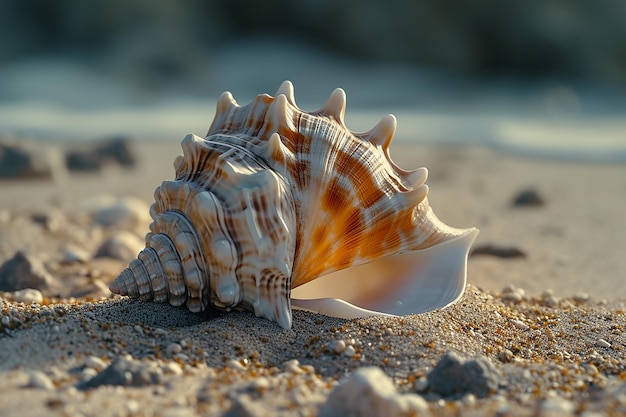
[2,38,625,163]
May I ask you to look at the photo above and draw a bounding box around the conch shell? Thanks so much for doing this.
[109,81,478,329]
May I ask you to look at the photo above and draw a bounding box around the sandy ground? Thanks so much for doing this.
[1,139,625,416]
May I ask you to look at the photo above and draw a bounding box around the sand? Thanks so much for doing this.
[1,139,625,416]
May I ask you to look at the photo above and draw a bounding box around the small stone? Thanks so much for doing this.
[84,356,107,371]
[80,367,98,381]
[428,351,502,398]
[25,370,55,390]
[30,208,66,232]
[497,349,514,363]
[95,231,145,262]
[318,367,429,417]
[0,141,54,179]
[61,245,91,263]
[162,362,183,375]
[343,345,356,357]
[471,244,526,259]
[596,339,611,349]
[510,319,529,331]
[227,359,246,371]
[283,359,302,374]
[87,196,150,231]
[249,377,271,393]
[12,288,43,304]
[331,340,346,354]
[0,251,57,291]
[512,189,545,207]
[414,376,429,392]
[222,395,267,417]
[541,395,575,415]
[166,343,183,356]
[543,295,559,308]
[153,328,168,337]
[65,136,136,172]
[573,293,591,303]
[133,325,144,335]
[77,356,162,389]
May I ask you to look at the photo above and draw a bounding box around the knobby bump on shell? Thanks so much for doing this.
[109,81,479,329]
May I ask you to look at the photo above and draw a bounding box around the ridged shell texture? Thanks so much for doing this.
[109,81,476,329]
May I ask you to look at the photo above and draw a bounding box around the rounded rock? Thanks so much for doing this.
[12,288,43,304]
[331,340,347,354]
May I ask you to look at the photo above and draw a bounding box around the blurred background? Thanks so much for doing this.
[1,0,625,160]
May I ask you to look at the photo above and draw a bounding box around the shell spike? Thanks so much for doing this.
[217,91,238,113]
[275,80,296,106]
[267,93,293,133]
[406,184,429,206]
[320,87,346,124]
[366,114,397,149]
[406,167,428,189]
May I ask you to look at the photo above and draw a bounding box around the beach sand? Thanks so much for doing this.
[1,139,625,416]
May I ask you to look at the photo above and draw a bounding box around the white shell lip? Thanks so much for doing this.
[291,227,479,319]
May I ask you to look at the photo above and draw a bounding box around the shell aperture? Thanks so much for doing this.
[109,81,478,329]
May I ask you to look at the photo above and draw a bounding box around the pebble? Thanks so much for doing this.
[501,285,525,302]
[95,231,145,262]
[541,395,575,415]
[86,196,151,232]
[414,376,429,392]
[0,141,54,179]
[0,251,57,291]
[428,351,502,398]
[30,208,66,232]
[497,349,514,363]
[11,288,43,304]
[343,345,356,357]
[153,328,168,337]
[512,189,545,207]
[222,395,267,417]
[283,359,303,374]
[511,319,529,331]
[162,362,183,375]
[25,370,55,390]
[331,339,346,354]
[573,293,591,303]
[596,339,611,349]
[80,367,98,381]
[61,244,91,263]
[166,343,183,356]
[77,356,162,389]
[318,367,429,417]
[84,355,107,371]
[65,136,136,172]
[227,359,247,371]
[249,377,271,393]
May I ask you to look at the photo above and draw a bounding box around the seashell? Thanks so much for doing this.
[109,81,479,329]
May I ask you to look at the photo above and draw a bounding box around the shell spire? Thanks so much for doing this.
[110,81,478,329]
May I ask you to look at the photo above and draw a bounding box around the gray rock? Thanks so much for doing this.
[95,231,144,261]
[222,395,270,417]
[428,351,502,398]
[318,367,429,417]
[0,251,57,291]
[11,288,44,304]
[25,370,55,390]
[30,208,66,232]
[0,141,54,179]
[77,356,162,390]
[87,196,151,232]
[65,136,136,172]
